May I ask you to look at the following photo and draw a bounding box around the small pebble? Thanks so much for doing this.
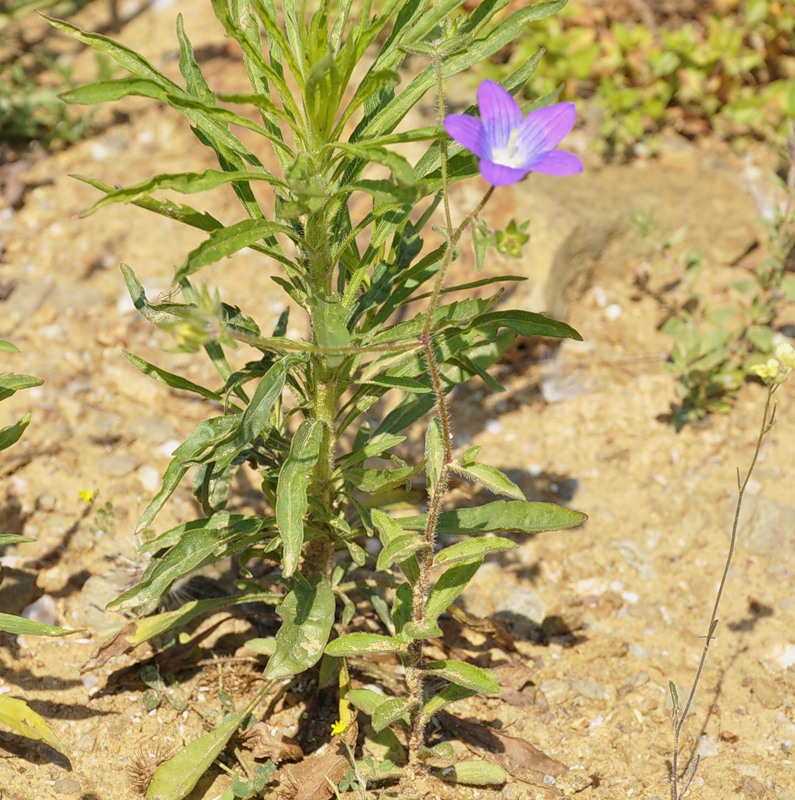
[539,679,569,705]
[52,778,81,795]
[35,493,57,512]
[22,594,58,626]
[752,678,782,709]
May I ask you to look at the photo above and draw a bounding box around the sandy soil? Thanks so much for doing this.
[1,2,794,799]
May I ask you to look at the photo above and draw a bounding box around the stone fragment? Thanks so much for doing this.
[752,678,783,709]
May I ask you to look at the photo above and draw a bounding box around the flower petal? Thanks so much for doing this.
[479,159,529,186]
[443,114,485,157]
[527,149,584,176]
[477,79,521,153]
[515,102,577,163]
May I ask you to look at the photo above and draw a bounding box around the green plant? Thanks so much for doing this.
[51,0,587,795]
[0,338,77,753]
[0,0,115,147]
[483,0,795,158]
[669,342,793,797]
[660,142,795,428]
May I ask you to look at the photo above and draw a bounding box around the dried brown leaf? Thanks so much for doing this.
[437,711,567,786]
[239,722,303,763]
[280,721,358,800]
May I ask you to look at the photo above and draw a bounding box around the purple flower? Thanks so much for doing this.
[443,79,583,186]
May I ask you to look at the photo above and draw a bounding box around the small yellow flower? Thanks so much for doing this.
[750,359,780,382]
[774,342,795,370]
[79,489,96,503]
[330,719,348,737]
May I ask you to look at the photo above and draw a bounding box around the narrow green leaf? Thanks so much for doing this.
[123,352,223,403]
[0,415,31,451]
[325,632,407,657]
[0,613,78,637]
[376,533,426,572]
[146,690,266,800]
[347,687,385,716]
[337,432,406,468]
[0,373,43,397]
[400,500,587,536]
[474,309,582,342]
[83,169,286,217]
[450,462,524,500]
[176,13,214,103]
[265,576,336,679]
[435,759,507,786]
[0,696,64,753]
[176,219,297,281]
[196,355,297,471]
[0,535,34,547]
[422,684,476,717]
[425,559,482,623]
[423,660,499,695]
[110,516,264,611]
[372,696,415,733]
[346,464,420,495]
[371,509,419,584]
[136,416,238,532]
[276,420,324,577]
[433,537,517,568]
[0,339,19,352]
[402,619,443,640]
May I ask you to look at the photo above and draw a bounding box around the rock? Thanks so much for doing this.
[52,778,81,795]
[538,679,569,705]
[21,594,59,626]
[128,413,176,444]
[736,495,795,557]
[570,678,614,702]
[96,454,140,478]
[737,775,766,799]
[85,410,122,445]
[35,493,57,511]
[752,678,783,709]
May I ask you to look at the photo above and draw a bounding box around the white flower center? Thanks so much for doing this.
[490,128,524,168]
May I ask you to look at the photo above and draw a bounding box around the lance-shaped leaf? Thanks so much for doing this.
[0,373,42,400]
[473,309,582,341]
[0,613,78,637]
[0,696,64,753]
[371,509,419,584]
[435,760,507,786]
[372,696,415,733]
[433,537,517,568]
[450,457,524,501]
[82,593,280,672]
[376,534,427,572]
[325,632,407,657]
[83,168,287,217]
[0,535,33,547]
[425,558,482,624]
[109,516,266,611]
[196,354,298,471]
[425,418,445,494]
[423,660,499,695]
[146,688,267,800]
[136,416,238,532]
[276,419,324,577]
[176,219,297,281]
[0,414,31,451]
[399,500,587,536]
[422,684,476,717]
[265,576,335,679]
[123,352,224,404]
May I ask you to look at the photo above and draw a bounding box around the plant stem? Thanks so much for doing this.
[670,386,775,799]
[406,48,495,767]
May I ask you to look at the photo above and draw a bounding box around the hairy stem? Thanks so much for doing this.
[406,50,495,767]
[671,387,775,799]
